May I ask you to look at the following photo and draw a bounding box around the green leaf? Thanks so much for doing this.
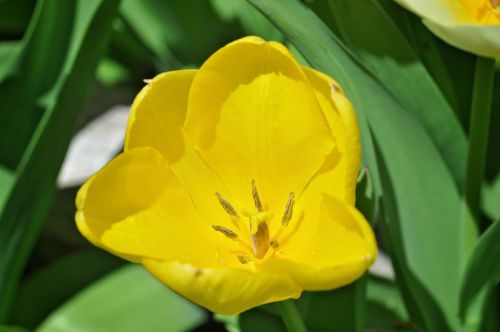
[325,0,467,185]
[9,250,124,329]
[118,0,181,70]
[406,18,475,128]
[356,167,376,225]
[210,0,282,41]
[0,0,119,321]
[0,42,20,80]
[483,71,500,222]
[249,0,465,330]
[366,275,408,331]
[36,265,206,332]
[459,220,500,317]
[214,314,241,332]
[118,0,236,69]
[239,310,286,332]
[302,279,367,332]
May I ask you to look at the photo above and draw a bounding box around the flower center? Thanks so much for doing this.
[457,0,500,24]
[212,180,295,263]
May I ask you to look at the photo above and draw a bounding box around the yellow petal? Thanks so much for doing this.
[76,147,241,266]
[183,36,335,211]
[301,67,361,205]
[125,70,197,162]
[122,69,248,236]
[267,195,376,290]
[143,258,301,314]
[424,21,500,58]
[393,0,459,24]
[456,0,500,24]
[394,0,500,58]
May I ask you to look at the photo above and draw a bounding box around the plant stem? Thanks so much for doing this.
[464,56,495,227]
[277,300,308,332]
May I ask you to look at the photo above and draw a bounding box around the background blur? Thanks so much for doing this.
[0,0,499,331]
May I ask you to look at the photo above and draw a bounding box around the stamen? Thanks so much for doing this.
[237,254,251,264]
[270,238,279,249]
[212,225,238,240]
[215,192,239,219]
[281,192,295,226]
[251,179,264,212]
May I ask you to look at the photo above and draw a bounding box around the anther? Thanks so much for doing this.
[270,238,279,249]
[212,225,238,240]
[281,192,295,226]
[215,192,239,219]
[237,254,251,264]
[251,179,264,212]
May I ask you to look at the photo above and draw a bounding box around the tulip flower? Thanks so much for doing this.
[75,36,376,314]
[394,0,500,58]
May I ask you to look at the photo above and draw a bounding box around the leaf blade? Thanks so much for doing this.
[36,265,206,332]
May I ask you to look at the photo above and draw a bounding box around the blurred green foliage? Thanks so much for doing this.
[0,0,498,331]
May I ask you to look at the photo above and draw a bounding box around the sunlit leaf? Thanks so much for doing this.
[36,265,206,332]
[459,220,500,316]
[325,0,467,185]
[10,250,123,329]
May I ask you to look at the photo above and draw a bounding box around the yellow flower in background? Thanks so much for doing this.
[75,36,376,314]
[394,0,500,58]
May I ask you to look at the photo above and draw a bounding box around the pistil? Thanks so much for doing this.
[251,220,270,258]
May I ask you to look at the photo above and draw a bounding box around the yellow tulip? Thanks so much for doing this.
[75,36,377,314]
[394,0,500,58]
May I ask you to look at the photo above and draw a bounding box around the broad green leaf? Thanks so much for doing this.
[0,0,119,321]
[326,0,467,185]
[302,280,367,332]
[239,310,286,332]
[0,166,14,213]
[210,0,282,41]
[214,314,241,332]
[366,275,408,331]
[483,171,500,223]
[0,42,20,80]
[119,0,235,69]
[36,265,206,332]
[370,0,475,124]
[459,220,500,316]
[10,250,123,329]
[374,0,475,127]
[118,0,181,70]
[483,72,500,222]
[356,167,376,226]
[249,0,464,330]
